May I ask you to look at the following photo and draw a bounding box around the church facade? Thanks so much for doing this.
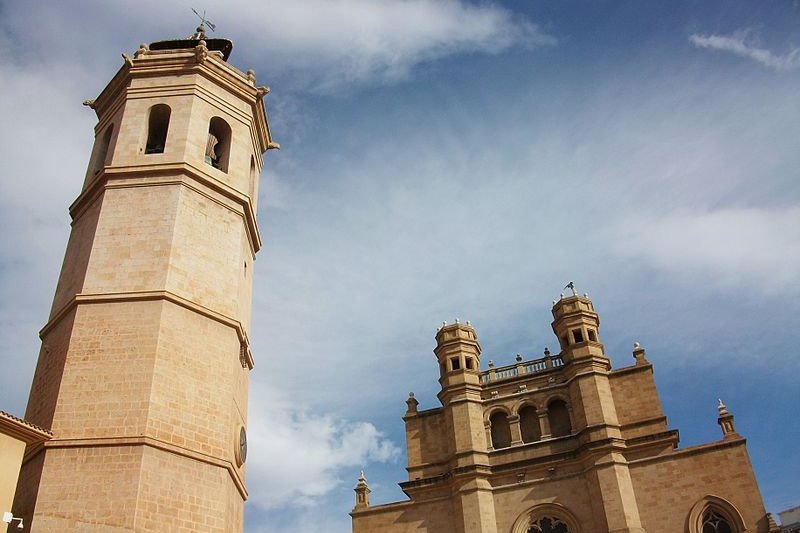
[351,293,779,533]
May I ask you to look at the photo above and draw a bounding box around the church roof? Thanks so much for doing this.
[0,410,52,444]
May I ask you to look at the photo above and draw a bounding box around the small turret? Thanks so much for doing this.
[434,319,481,391]
[551,286,606,364]
[717,399,739,440]
[353,471,371,510]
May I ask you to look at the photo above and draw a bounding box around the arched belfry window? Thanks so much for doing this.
[548,399,572,437]
[206,117,232,173]
[144,104,171,154]
[519,405,541,443]
[489,411,511,449]
[90,124,115,175]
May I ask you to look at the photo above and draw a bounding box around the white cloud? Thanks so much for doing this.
[612,207,800,293]
[0,1,553,92]
[689,31,800,71]
[234,0,555,89]
[246,389,400,509]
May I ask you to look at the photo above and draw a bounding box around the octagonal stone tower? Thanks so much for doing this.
[14,27,277,532]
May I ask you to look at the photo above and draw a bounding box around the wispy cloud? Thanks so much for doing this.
[0,1,554,92]
[689,30,800,71]
[611,207,800,294]
[228,0,556,90]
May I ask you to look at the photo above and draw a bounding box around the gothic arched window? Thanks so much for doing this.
[688,496,746,533]
[528,516,570,533]
[512,504,580,533]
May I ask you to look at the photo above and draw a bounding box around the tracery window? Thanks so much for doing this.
[527,516,570,533]
[512,504,579,533]
[702,510,733,533]
[687,496,744,533]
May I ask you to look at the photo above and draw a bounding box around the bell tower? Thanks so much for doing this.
[15,27,276,532]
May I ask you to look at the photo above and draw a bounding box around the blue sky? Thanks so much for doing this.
[1,1,798,532]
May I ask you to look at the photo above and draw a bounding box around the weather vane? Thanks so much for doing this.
[191,8,216,32]
[563,281,578,296]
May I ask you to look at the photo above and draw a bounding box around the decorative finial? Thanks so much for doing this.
[583,293,589,298]
[634,342,640,349]
[442,321,447,327]
[195,40,208,63]
[406,392,419,414]
[455,317,460,324]
[515,353,523,362]
[544,347,550,357]
[134,43,149,59]
[246,69,256,85]
[717,398,729,415]
[466,320,471,326]
[488,359,494,368]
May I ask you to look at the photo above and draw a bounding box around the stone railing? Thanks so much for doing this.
[481,353,563,384]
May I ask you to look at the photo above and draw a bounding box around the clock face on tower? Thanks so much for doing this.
[237,426,247,466]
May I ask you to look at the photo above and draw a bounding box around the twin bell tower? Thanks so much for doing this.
[15,26,276,532]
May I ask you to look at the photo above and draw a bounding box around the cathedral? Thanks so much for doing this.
[0,28,779,533]
[349,292,779,533]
